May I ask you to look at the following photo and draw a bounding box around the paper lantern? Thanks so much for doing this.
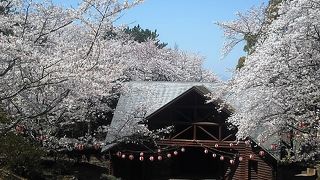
[174,151,178,156]
[229,143,234,147]
[121,154,126,159]
[139,156,144,161]
[129,154,134,160]
[94,143,100,150]
[220,156,224,161]
[230,159,235,164]
[157,149,161,153]
[214,144,219,148]
[167,153,172,158]
[149,156,154,161]
[239,156,243,161]
[157,156,162,161]
[271,144,278,150]
[37,135,46,141]
[140,152,144,156]
[181,147,185,152]
[204,148,209,154]
[212,153,217,158]
[259,150,265,157]
[116,151,121,157]
[77,144,84,151]
[15,125,25,133]
[299,121,305,128]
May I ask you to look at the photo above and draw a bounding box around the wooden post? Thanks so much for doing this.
[108,151,113,175]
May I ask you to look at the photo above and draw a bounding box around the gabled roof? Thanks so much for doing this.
[103,81,223,146]
[103,81,281,161]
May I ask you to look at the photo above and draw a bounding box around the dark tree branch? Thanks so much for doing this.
[0,58,16,77]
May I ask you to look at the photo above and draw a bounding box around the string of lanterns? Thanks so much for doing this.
[115,146,184,162]
[114,141,269,165]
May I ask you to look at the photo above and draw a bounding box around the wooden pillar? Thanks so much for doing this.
[233,144,248,180]
[108,152,114,175]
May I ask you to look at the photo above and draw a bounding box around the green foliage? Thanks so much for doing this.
[236,56,246,70]
[0,133,45,179]
[266,0,283,23]
[243,34,258,55]
[0,110,10,124]
[124,25,167,48]
[237,0,283,69]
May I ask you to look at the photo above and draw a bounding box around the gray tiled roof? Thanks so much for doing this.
[103,81,223,147]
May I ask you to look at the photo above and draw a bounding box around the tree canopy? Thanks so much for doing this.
[216,0,320,163]
[0,0,217,152]
[124,25,167,48]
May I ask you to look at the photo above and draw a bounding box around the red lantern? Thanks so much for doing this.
[220,156,224,161]
[139,156,144,161]
[157,156,162,161]
[259,150,265,157]
[239,156,243,161]
[167,153,172,158]
[299,121,305,128]
[181,147,185,152]
[140,152,144,156]
[116,151,121,157]
[204,148,209,154]
[121,154,126,159]
[215,144,219,148]
[149,156,154,161]
[129,154,134,160]
[174,151,178,156]
[271,144,278,150]
[94,143,100,150]
[37,135,46,141]
[15,125,25,133]
[230,159,235,164]
[212,153,217,158]
[77,144,84,151]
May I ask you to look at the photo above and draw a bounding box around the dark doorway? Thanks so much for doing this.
[169,147,228,179]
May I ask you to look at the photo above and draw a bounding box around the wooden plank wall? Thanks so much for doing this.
[233,146,273,180]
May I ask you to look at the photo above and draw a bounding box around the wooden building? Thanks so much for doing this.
[103,82,315,180]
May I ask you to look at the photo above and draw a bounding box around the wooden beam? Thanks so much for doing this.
[157,139,244,149]
[219,125,222,141]
[171,126,192,139]
[197,125,219,141]
[222,134,235,141]
[193,122,219,126]
[193,125,197,140]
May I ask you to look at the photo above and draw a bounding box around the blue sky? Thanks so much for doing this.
[55,0,268,80]
[116,0,268,80]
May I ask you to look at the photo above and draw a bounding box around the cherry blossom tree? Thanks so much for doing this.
[217,0,320,163]
[0,0,217,151]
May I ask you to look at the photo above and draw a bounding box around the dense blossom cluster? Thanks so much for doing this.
[217,0,320,162]
[0,0,216,151]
